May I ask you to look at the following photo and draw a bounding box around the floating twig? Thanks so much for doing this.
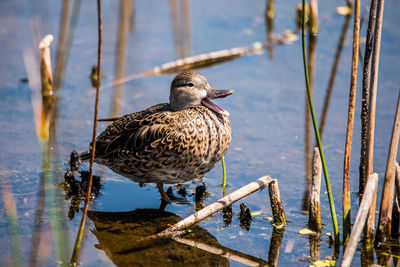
[376,91,400,244]
[343,0,360,245]
[309,147,322,232]
[341,173,379,267]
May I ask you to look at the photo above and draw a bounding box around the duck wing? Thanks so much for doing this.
[94,103,174,158]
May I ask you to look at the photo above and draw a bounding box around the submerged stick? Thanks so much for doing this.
[155,176,281,238]
[376,91,400,243]
[301,0,339,246]
[341,173,379,267]
[70,0,102,263]
[343,0,360,245]
[365,0,384,245]
[309,147,322,232]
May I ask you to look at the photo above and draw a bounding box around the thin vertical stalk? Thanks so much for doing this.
[301,0,339,246]
[343,0,360,246]
[70,0,102,263]
[221,156,227,189]
[359,0,378,202]
[365,0,385,244]
[376,91,400,244]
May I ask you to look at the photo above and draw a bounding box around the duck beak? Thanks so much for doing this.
[206,89,234,99]
[201,89,234,116]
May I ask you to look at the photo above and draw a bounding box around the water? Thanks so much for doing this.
[1,0,400,266]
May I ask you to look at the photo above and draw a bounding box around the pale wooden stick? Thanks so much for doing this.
[173,237,268,267]
[376,91,400,242]
[155,176,276,238]
[341,173,379,267]
[309,147,322,232]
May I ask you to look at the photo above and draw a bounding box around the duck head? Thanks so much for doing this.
[169,71,234,116]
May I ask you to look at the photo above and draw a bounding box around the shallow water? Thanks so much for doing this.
[1,0,400,266]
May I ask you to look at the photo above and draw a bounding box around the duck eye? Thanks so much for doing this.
[187,82,194,87]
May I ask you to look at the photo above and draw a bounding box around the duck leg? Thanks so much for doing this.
[156,182,171,203]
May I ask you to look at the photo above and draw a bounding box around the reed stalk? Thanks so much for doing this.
[376,91,400,244]
[70,0,102,263]
[301,0,339,246]
[359,0,377,202]
[343,0,360,246]
[365,0,385,245]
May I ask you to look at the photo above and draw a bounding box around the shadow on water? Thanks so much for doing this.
[87,208,272,266]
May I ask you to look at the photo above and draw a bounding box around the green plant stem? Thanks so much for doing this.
[222,156,227,185]
[301,0,339,247]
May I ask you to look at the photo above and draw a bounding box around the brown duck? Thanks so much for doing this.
[80,71,233,202]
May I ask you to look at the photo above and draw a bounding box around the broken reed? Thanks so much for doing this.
[301,0,339,246]
[309,147,322,232]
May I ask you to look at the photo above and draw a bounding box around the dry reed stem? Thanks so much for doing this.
[309,147,322,232]
[376,91,400,243]
[359,0,378,201]
[365,0,385,244]
[341,173,379,267]
[343,0,360,245]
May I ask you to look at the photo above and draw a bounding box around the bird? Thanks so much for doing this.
[80,71,233,203]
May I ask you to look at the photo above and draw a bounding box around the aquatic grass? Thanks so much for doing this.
[301,0,339,247]
[221,156,227,194]
[71,0,102,263]
[343,0,360,246]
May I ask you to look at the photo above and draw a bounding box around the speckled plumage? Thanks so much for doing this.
[82,71,232,185]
